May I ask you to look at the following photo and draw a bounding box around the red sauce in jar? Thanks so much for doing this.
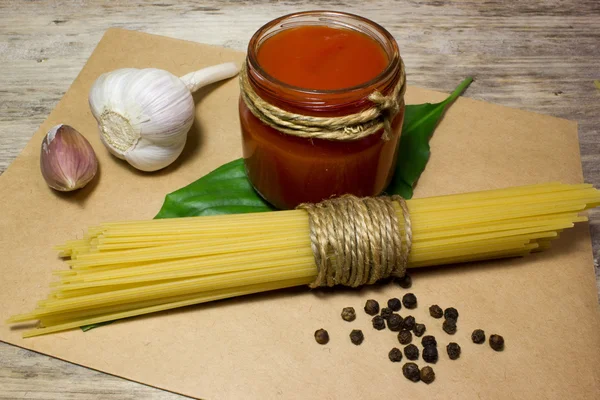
[257,26,388,90]
[240,13,404,210]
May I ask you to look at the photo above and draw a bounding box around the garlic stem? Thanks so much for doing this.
[180,62,240,93]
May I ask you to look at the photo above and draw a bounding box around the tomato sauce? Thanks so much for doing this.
[240,19,404,210]
[256,26,388,90]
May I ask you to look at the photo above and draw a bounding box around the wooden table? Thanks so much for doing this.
[1,1,599,398]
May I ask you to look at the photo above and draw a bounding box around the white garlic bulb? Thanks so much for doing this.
[88,63,239,171]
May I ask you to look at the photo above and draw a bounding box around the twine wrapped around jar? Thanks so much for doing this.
[239,59,407,141]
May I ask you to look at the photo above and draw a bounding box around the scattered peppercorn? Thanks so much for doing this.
[422,345,439,363]
[420,366,435,384]
[398,330,413,345]
[387,313,403,331]
[396,274,413,289]
[314,329,329,345]
[388,347,403,362]
[402,293,418,309]
[380,307,393,320]
[429,305,443,319]
[387,297,402,311]
[340,307,356,322]
[413,323,426,337]
[442,318,457,335]
[446,342,461,360]
[404,344,420,360]
[313,278,510,381]
[421,335,437,347]
[444,307,459,320]
[403,315,416,330]
[489,334,505,351]
[471,329,486,344]
[402,362,420,382]
[350,329,364,345]
[364,299,380,316]
[372,315,386,330]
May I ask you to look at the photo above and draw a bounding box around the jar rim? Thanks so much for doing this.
[246,10,401,96]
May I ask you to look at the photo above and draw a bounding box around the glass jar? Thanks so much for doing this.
[239,11,404,210]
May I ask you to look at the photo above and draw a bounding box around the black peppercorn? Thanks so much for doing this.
[489,334,505,351]
[396,274,412,289]
[429,305,443,319]
[388,347,403,362]
[420,366,435,384]
[442,318,457,335]
[387,313,403,331]
[341,307,356,322]
[380,307,393,320]
[398,329,412,345]
[471,329,486,344]
[421,335,437,347]
[422,345,438,363]
[350,329,364,345]
[364,299,380,316]
[402,315,416,331]
[402,293,417,309]
[372,315,386,330]
[387,297,402,311]
[446,342,461,360]
[402,362,420,382]
[444,307,459,320]
[413,323,426,337]
[314,329,329,345]
[404,344,419,360]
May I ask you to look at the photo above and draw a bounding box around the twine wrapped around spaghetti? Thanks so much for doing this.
[239,60,407,141]
[298,195,412,288]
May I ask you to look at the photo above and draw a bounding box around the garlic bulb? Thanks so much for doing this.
[40,124,98,191]
[88,62,239,171]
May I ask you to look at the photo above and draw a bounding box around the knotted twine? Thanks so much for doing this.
[239,59,406,141]
[297,195,412,288]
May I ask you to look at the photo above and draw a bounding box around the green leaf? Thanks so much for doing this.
[80,320,114,332]
[155,158,275,218]
[385,77,473,198]
[153,78,473,219]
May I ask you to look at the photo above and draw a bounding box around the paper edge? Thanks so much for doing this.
[0,340,197,399]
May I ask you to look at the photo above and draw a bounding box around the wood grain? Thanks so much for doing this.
[1,0,599,398]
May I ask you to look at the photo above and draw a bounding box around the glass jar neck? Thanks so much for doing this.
[245,11,402,117]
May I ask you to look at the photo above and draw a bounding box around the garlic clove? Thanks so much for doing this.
[124,137,186,172]
[40,124,98,191]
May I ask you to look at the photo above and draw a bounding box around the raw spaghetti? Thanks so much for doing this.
[8,182,599,337]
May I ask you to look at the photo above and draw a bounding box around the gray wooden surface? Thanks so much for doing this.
[1,0,599,398]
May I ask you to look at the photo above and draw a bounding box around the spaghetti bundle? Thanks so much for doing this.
[8,182,600,337]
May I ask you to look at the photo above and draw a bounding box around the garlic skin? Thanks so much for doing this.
[40,124,98,191]
[88,63,239,172]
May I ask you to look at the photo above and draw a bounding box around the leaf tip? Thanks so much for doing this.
[443,76,474,105]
